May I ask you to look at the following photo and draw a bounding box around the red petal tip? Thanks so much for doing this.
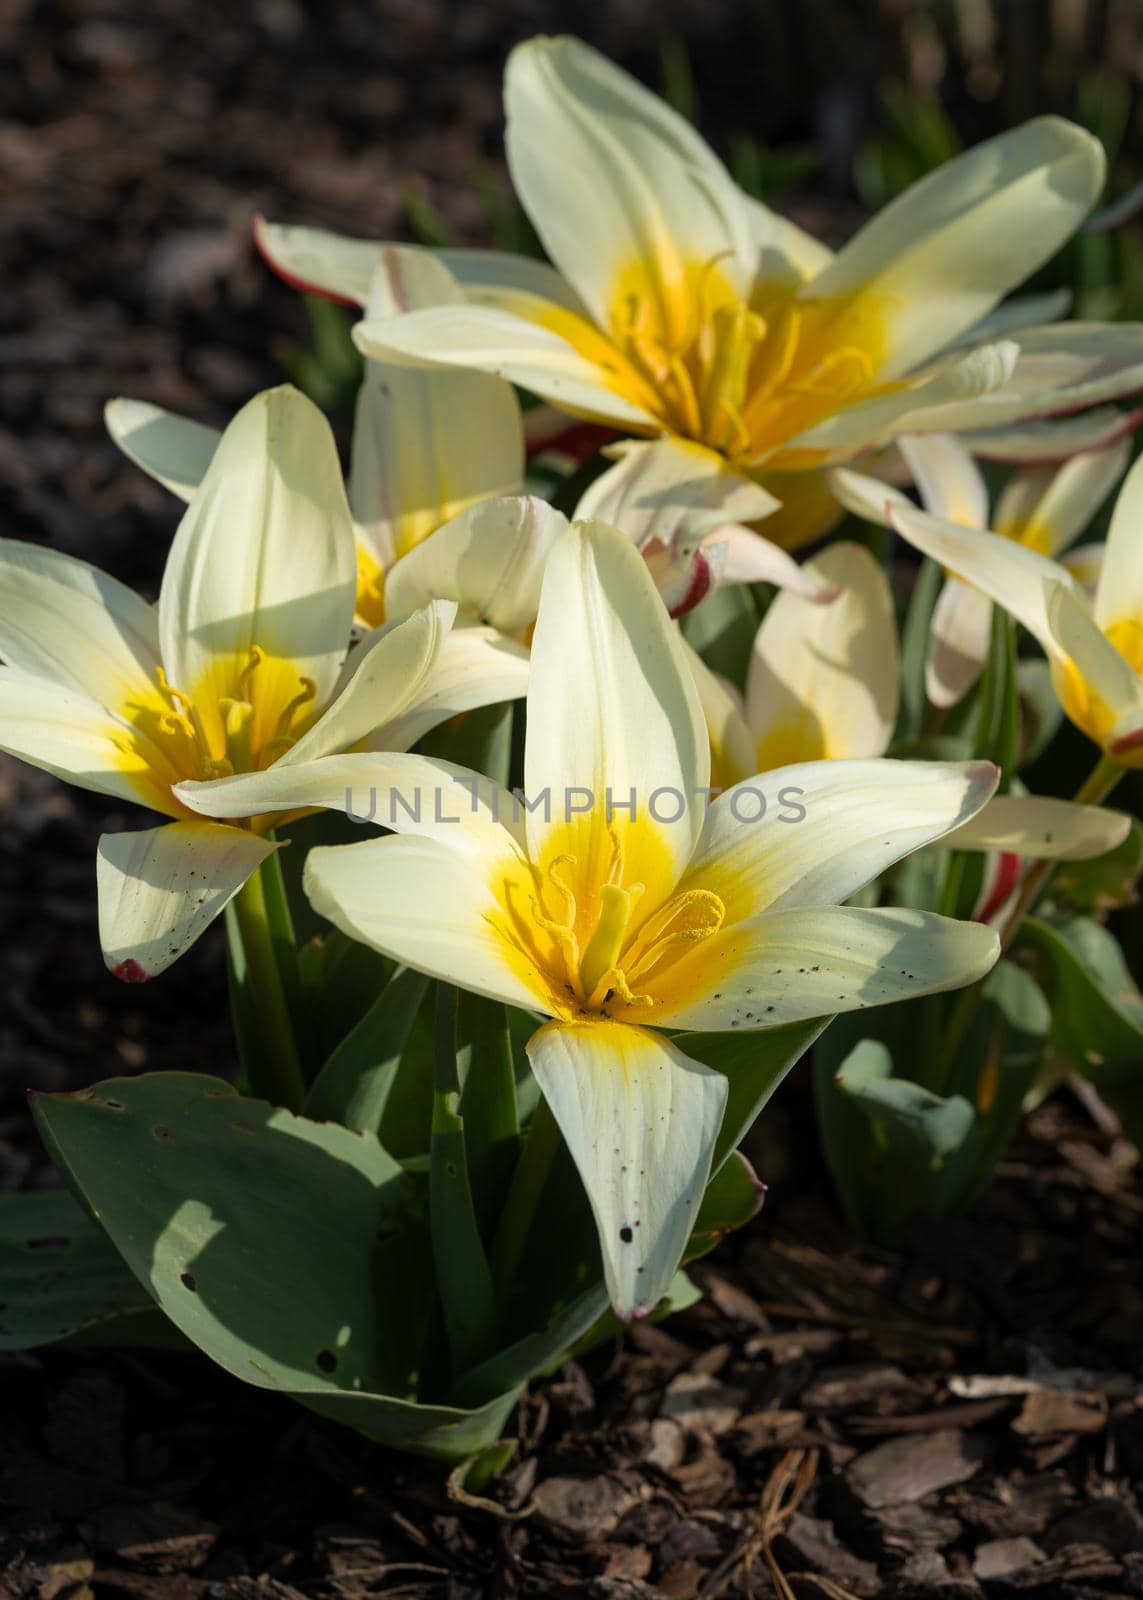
[111,958,150,984]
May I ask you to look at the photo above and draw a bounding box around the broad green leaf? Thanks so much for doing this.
[0,1188,153,1350]
[305,965,429,1133]
[836,1042,976,1167]
[34,1073,518,1460]
[1019,915,1143,1071]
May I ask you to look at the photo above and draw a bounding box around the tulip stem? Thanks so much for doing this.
[230,855,307,1112]
[490,1093,561,1311]
[932,751,1124,1091]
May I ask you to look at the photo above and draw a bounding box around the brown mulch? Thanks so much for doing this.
[3,4,1143,1597]
[3,1099,1143,1599]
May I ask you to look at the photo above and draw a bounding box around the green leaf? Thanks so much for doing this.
[456,993,519,1232]
[683,1017,830,1170]
[1018,915,1143,1143]
[0,1188,154,1351]
[430,988,498,1376]
[33,1072,518,1461]
[946,959,1050,1205]
[836,1042,976,1167]
[681,582,760,684]
[898,558,941,741]
[1017,659,1066,768]
[974,606,1019,787]
[1052,818,1143,913]
[418,699,514,787]
[304,966,429,1133]
[685,1150,765,1261]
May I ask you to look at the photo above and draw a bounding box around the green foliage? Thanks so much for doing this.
[815,961,1051,1247]
[273,294,361,418]
[0,1188,154,1351]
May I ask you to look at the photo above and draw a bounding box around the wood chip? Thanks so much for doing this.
[847,1429,988,1507]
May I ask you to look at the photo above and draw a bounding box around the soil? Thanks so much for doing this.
[2,4,1143,1597]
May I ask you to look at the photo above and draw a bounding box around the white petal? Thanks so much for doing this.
[526,1019,727,1320]
[363,623,530,754]
[354,303,660,430]
[0,670,177,813]
[281,601,456,766]
[349,250,525,572]
[806,118,1104,376]
[826,465,913,529]
[0,539,161,712]
[576,438,778,551]
[97,820,276,979]
[994,439,1128,556]
[504,36,756,330]
[899,433,988,527]
[746,542,898,764]
[176,749,526,859]
[684,641,757,791]
[962,407,1140,464]
[304,833,544,1012]
[383,496,566,635]
[926,576,994,708]
[1046,580,1143,726]
[945,288,1073,350]
[684,758,998,923]
[942,793,1132,860]
[898,322,1143,435]
[525,519,709,888]
[745,194,834,284]
[158,386,358,730]
[713,524,842,602]
[104,398,220,502]
[254,215,585,311]
[1094,451,1143,631]
[786,341,1019,460]
[652,904,999,1029]
[887,500,1073,654]
[1059,542,1105,592]
[254,215,384,304]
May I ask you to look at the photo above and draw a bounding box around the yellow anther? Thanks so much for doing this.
[155,665,193,715]
[157,709,195,741]
[624,887,726,985]
[220,697,256,772]
[238,644,265,694]
[276,674,318,737]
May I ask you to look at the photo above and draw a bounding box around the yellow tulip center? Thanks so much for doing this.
[492,820,727,1020]
[590,258,893,463]
[1053,617,1143,761]
[127,645,320,788]
[355,544,387,630]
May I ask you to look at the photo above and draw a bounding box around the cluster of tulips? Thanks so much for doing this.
[4,37,1140,1465]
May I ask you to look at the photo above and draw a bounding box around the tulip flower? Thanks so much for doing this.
[174,518,1002,1319]
[0,386,528,981]
[687,541,1130,862]
[255,38,1143,551]
[830,432,1128,705]
[833,450,1143,770]
[108,245,528,632]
